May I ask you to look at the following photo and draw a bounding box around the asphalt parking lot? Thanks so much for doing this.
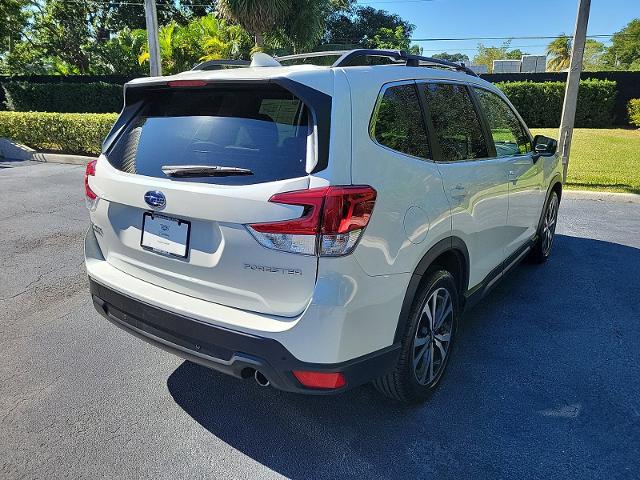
[1,161,639,479]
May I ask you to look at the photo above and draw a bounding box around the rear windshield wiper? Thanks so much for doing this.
[161,165,253,178]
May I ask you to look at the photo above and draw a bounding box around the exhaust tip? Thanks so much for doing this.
[254,370,270,387]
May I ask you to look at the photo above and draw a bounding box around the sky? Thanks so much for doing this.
[355,0,640,59]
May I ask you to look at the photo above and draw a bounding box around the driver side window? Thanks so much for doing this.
[474,88,531,157]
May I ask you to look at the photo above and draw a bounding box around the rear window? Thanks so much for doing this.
[371,83,430,159]
[107,85,311,185]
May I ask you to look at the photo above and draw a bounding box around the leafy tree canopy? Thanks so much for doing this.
[546,34,572,72]
[432,52,470,64]
[473,41,527,72]
[0,0,29,56]
[603,18,640,70]
[323,5,415,49]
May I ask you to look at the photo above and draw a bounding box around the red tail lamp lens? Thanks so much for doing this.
[84,159,97,200]
[247,186,376,257]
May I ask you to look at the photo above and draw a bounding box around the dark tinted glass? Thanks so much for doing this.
[373,84,430,159]
[106,85,310,185]
[474,88,531,157]
[422,83,488,162]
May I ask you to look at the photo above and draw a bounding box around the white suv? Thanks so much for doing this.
[85,50,562,402]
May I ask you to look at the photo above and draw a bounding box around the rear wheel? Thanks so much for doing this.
[529,190,559,264]
[374,270,458,403]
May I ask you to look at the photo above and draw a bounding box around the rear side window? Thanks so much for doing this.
[421,83,488,162]
[474,88,532,157]
[107,85,310,185]
[371,84,430,159]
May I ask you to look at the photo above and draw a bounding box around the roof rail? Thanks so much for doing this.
[278,49,477,76]
[332,49,479,76]
[191,59,250,71]
[277,51,348,66]
[190,50,479,77]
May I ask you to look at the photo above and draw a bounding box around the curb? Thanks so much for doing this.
[0,138,95,165]
[563,189,640,204]
[32,152,96,165]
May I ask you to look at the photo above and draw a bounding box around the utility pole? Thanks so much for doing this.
[558,0,591,182]
[143,0,162,76]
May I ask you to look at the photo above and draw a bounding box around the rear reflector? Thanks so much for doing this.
[292,371,346,389]
[247,185,376,256]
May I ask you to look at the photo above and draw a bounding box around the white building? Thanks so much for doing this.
[492,55,547,73]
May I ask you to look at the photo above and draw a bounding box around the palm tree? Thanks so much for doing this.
[217,0,290,49]
[547,34,572,71]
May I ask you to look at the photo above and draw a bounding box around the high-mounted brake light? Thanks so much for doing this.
[247,186,376,256]
[84,160,98,210]
[167,80,207,88]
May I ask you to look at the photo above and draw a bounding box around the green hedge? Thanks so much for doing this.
[628,99,640,127]
[1,82,123,113]
[0,111,118,155]
[495,79,617,128]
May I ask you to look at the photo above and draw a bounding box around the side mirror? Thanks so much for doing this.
[532,135,558,160]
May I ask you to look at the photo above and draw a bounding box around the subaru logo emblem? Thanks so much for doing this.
[144,191,166,209]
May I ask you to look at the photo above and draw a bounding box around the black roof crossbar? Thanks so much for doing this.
[332,49,478,76]
[278,49,478,76]
[192,59,251,71]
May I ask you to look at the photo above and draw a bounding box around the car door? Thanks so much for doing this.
[473,87,545,257]
[418,82,510,290]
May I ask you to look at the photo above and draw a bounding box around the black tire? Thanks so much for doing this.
[374,269,459,403]
[529,190,560,264]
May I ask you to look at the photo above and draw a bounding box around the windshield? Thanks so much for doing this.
[106,85,311,185]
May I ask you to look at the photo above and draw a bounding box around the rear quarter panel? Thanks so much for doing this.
[343,68,452,277]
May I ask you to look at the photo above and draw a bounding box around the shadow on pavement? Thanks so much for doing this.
[167,235,640,479]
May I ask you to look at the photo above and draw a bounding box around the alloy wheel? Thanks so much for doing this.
[412,287,454,386]
[542,193,559,256]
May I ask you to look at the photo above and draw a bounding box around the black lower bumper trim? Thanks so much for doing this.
[89,278,400,394]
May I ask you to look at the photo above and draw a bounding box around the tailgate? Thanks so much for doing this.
[90,163,317,317]
[88,82,327,317]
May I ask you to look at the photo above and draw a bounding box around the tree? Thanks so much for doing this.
[324,5,415,48]
[180,0,218,20]
[8,0,137,74]
[603,18,640,70]
[432,52,470,64]
[546,34,572,72]
[217,0,290,48]
[94,28,149,75]
[267,0,342,54]
[28,0,95,73]
[138,16,252,74]
[0,0,28,56]
[473,41,524,72]
[583,39,606,71]
[505,49,527,60]
[367,26,421,54]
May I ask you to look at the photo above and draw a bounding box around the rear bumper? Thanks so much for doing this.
[89,279,400,394]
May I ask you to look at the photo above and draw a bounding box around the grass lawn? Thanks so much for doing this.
[532,128,640,194]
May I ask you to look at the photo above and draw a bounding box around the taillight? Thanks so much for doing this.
[247,185,376,256]
[84,159,98,209]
